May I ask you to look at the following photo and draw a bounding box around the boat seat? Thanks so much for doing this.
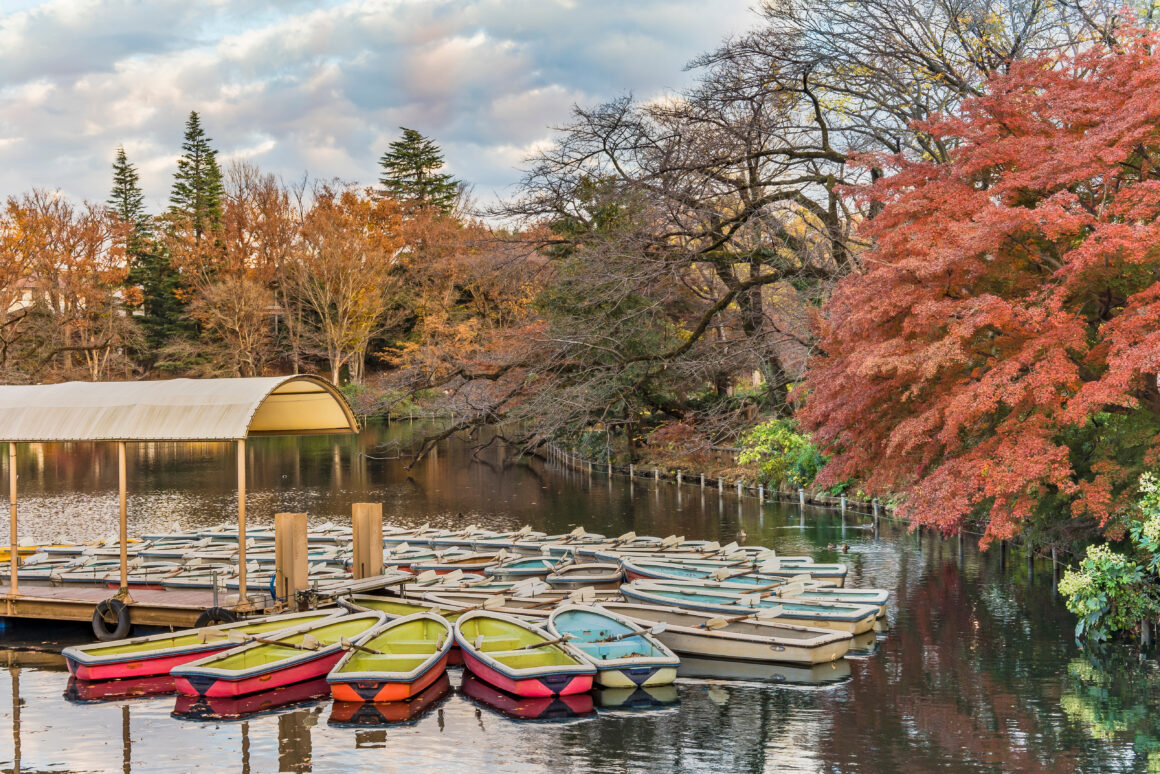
[474,637,526,651]
[345,654,427,670]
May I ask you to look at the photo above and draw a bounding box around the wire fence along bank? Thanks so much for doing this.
[542,442,1072,576]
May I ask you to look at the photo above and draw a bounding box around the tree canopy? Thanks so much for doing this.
[802,27,1160,545]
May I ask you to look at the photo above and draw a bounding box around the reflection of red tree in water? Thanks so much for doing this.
[817,553,1098,773]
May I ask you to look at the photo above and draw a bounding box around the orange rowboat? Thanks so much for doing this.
[326,612,453,703]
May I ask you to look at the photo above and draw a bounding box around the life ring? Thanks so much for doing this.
[194,607,238,628]
[92,598,132,641]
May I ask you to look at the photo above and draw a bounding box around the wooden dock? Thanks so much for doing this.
[1,584,269,629]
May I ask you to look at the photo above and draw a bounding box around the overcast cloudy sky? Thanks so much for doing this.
[0,0,756,211]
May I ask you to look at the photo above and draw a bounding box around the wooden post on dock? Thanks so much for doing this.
[236,439,249,608]
[7,442,16,597]
[351,502,383,580]
[116,441,130,600]
[275,512,308,608]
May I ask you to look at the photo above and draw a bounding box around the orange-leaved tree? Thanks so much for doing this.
[802,27,1160,546]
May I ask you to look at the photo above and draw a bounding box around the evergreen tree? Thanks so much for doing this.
[108,146,184,361]
[169,111,224,242]
[378,127,460,212]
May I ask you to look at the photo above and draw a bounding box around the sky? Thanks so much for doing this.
[0,0,757,212]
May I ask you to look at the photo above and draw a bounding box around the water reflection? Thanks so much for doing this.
[459,672,596,722]
[172,677,331,721]
[2,426,1160,771]
[328,673,453,727]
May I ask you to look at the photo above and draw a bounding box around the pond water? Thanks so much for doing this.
[1,421,1158,773]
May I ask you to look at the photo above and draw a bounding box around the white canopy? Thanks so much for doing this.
[0,375,358,442]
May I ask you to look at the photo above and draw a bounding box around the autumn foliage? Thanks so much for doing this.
[802,28,1160,545]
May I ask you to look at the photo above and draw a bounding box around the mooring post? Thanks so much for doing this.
[274,512,308,609]
[351,502,384,580]
[872,498,879,519]
[718,477,723,492]
[629,463,634,479]
[654,467,659,482]
[736,480,743,497]
[799,488,806,508]
[7,442,17,597]
[236,438,249,608]
[758,484,764,502]
[840,494,847,515]
[700,473,705,489]
[677,470,682,486]
[117,441,130,600]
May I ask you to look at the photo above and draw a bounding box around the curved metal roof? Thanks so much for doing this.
[0,375,359,442]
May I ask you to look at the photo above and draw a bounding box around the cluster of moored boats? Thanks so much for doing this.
[57,524,890,720]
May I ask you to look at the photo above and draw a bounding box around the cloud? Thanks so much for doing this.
[0,0,755,210]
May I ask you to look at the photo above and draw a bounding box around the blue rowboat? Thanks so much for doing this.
[484,557,560,579]
[547,604,679,688]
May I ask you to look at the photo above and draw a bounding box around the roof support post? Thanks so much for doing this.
[116,441,132,602]
[237,438,249,609]
[8,442,17,597]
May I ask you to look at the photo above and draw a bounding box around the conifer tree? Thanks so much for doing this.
[169,111,224,242]
[378,128,460,213]
[108,146,184,360]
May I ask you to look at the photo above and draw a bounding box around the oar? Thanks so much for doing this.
[340,637,383,656]
[228,631,322,652]
[699,606,785,630]
[512,633,574,651]
[452,595,508,614]
[589,621,668,643]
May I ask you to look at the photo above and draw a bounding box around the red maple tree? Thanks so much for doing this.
[801,26,1160,545]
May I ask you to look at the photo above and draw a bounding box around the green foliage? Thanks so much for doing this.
[378,128,460,213]
[739,419,824,488]
[1059,474,1160,643]
[169,111,224,241]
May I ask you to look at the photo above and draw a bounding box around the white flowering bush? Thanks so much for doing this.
[1059,473,1160,642]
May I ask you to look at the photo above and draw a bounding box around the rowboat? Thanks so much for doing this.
[328,673,453,727]
[599,602,852,665]
[545,562,624,590]
[619,582,878,634]
[454,610,596,696]
[410,552,507,574]
[641,577,890,616]
[484,556,559,579]
[459,672,596,721]
[612,553,849,587]
[63,610,340,681]
[171,611,385,697]
[547,604,680,688]
[327,612,453,702]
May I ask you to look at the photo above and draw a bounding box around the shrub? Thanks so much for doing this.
[738,419,824,489]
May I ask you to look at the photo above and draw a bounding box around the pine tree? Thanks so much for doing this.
[108,146,184,361]
[169,111,224,242]
[378,127,460,213]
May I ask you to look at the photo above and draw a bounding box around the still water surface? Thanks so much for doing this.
[1,421,1158,773]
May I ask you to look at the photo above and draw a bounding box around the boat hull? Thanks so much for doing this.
[328,653,449,703]
[174,649,345,698]
[460,649,593,697]
[69,647,233,682]
[594,665,677,689]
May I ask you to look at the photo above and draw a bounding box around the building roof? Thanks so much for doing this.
[0,375,358,442]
